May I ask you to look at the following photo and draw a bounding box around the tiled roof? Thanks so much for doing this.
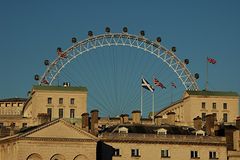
[32,85,88,92]
[186,90,239,97]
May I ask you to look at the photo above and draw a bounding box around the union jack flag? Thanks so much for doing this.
[207,57,216,64]
[153,78,166,89]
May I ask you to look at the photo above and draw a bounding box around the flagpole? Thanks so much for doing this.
[141,75,143,116]
[152,92,155,124]
[205,57,209,91]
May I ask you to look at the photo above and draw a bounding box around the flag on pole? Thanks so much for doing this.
[207,57,216,64]
[171,82,177,88]
[153,78,166,89]
[142,78,154,92]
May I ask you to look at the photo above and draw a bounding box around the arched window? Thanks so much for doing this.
[26,153,42,160]
[50,154,65,160]
[73,154,89,160]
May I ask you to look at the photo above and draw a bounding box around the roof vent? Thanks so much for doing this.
[63,82,70,87]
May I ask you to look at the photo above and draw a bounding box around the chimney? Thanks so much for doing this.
[155,115,162,125]
[37,113,50,125]
[91,109,99,135]
[205,114,215,136]
[81,113,89,132]
[166,112,175,125]
[9,123,15,136]
[120,115,124,124]
[120,114,129,124]
[233,130,240,151]
[132,110,141,124]
[193,116,202,130]
[236,116,240,130]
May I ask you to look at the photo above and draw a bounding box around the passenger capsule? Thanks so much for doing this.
[171,47,176,52]
[194,73,200,79]
[34,74,40,81]
[72,37,77,43]
[44,60,49,66]
[184,59,189,65]
[156,37,161,42]
[123,27,128,33]
[105,27,110,33]
[57,47,62,52]
[140,30,145,36]
[88,31,93,37]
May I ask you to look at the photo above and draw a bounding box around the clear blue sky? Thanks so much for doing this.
[0,0,240,116]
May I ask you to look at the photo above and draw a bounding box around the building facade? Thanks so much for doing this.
[155,90,239,126]
[0,86,239,160]
[0,119,97,160]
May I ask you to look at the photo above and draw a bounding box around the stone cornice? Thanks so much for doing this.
[20,137,97,142]
[101,138,226,146]
[100,133,226,147]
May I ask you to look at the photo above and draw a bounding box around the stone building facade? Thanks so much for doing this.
[0,86,239,160]
[155,90,239,127]
[0,119,97,160]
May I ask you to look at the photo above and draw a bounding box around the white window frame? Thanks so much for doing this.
[161,149,170,158]
[113,148,121,156]
[131,149,140,157]
[191,150,199,159]
[209,151,218,159]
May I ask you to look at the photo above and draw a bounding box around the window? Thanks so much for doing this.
[70,109,75,118]
[223,103,227,109]
[59,108,64,118]
[47,108,52,120]
[212,103,216,109]
[209,151,217,159]
[131,149,140,157]
[11,123,16,127]
[47,97,52,104]
[212,113,217,118]
[22,123,27,128]
[223,113,228,122]
[191,151,199,159]
[201,102,206,109]
[70,98,75,105]
[114,149,121,156]
[59,98,63,104]
[161,149,170,158]
[202,113,206,121]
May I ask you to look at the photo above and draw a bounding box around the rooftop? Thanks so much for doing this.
[32,85,88,92]
[186,90,239,97]
[0,98,27,102]
[101,124,195,135]
[100,133,226,146]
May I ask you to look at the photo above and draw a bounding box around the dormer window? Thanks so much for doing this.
[157,128,167,135]
[118,127,128,134]
[195,130,205,136]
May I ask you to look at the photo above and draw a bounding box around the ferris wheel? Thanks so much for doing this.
[35,27,199,116]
